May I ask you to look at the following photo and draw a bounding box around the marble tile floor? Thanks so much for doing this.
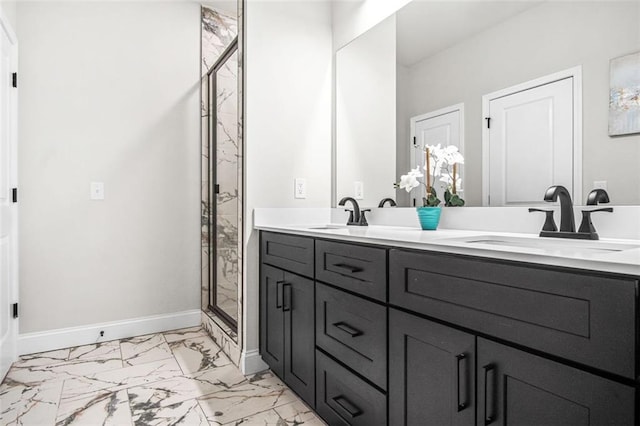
[0,327,326,425]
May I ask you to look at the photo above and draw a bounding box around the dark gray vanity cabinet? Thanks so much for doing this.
[389,308,475,426]
[477,338,634,426]
[316,350,386,426]
[314,239,388,424]
[259,233,315,408]
[389,307,635,426]
[259,231,638,425]
[316,282,387,389]
[389,247,638,426]
[389,249,637,379]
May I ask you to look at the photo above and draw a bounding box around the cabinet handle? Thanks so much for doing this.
[331,263,363,273]
[332,321,363,337]
[483,364,495,425]
[332,395,362,418]
[276,281,284,309]
[456,353,467,412]
[282,283,292,312]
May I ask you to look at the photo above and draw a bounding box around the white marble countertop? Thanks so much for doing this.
[255,223,640,277]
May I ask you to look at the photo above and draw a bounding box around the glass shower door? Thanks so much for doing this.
[208,40,239,329]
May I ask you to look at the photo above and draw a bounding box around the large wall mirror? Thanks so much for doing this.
[335,1,640,207]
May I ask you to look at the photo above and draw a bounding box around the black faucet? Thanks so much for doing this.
[543,185,575,232]
[338,197,364,226]
[533,186,613,240]
[378,198,397,208]
[586,188,610,205]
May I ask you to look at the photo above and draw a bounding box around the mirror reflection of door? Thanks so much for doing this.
[411,104,464,205]
[483,68,581,206]
[0,18,17,380]
[208,39,239,331]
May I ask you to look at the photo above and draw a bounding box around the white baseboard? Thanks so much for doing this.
[240,349,268,375]
[18,309,201,356]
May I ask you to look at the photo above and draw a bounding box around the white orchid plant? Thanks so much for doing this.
[395,144,465,207]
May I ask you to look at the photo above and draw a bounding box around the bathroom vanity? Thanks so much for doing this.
[258,223,639,425]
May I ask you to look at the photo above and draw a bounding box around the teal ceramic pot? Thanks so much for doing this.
[416,206,442,230]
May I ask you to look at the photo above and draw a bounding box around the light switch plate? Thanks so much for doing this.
[90,182,104,200]
[593,180,607,190]
[294,178,306,199]
[354,181,364,200]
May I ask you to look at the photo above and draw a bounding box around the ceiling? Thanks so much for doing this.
[396,1,542,67]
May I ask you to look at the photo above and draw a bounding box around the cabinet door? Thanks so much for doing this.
[389,309,475,426]
[283,271,315,407]
[477,338,635,426]
[259,264,285,379]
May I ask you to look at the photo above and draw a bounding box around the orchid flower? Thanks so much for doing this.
[398,167,423,192]
[443,145,464,165]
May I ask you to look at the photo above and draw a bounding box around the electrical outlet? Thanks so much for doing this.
[593,180,607,190]
[294,178,306,199]
[354,181,364,200]
[90,182,104,200]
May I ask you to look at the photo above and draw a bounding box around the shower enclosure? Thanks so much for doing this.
[201,5,241,337]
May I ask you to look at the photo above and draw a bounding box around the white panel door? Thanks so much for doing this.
[486,77,574,206]
[412,105,463,203]
[0,19,17,381]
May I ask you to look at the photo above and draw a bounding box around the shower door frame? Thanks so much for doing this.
[207,37,240,332]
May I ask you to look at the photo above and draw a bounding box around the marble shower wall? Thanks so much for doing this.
[200,3,243,362]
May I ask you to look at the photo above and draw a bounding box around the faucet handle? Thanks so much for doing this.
[578,207,613,236]
[586,189,610,205]
[358,209,371,226]
[528,208,557,232]
[378,198,397,208]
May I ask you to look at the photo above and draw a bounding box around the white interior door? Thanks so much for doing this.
[411,104,463,204]
[483,71,579,206]
[0,17,18,380]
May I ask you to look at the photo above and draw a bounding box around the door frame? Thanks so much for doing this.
[0,9,18,378]
[481,66,582,206]
[207,37,239,333]
[409,103,465,204]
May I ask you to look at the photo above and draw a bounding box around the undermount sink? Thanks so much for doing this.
[445,235,640,254]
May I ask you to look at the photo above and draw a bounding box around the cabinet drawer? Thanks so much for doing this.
[315,240,387,301]
[316,350,386,426]
[389,249,637,379]
[316,283,387,389]
[261,232,314,278]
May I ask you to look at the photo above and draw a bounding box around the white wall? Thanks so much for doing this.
[336,15,395,208]
[17,2,201,333]
[243,0,332,367]
[332,0,411,51]
[0,1,17,33]
[396,63,410,206]
[403,1,640,206]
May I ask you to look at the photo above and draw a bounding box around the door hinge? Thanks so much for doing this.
[485,117,491,129]
[12,72,17,88]
[413,136,416,147]
[12,303,18,319]
[214,184,220,194]
[12,188,17,203]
